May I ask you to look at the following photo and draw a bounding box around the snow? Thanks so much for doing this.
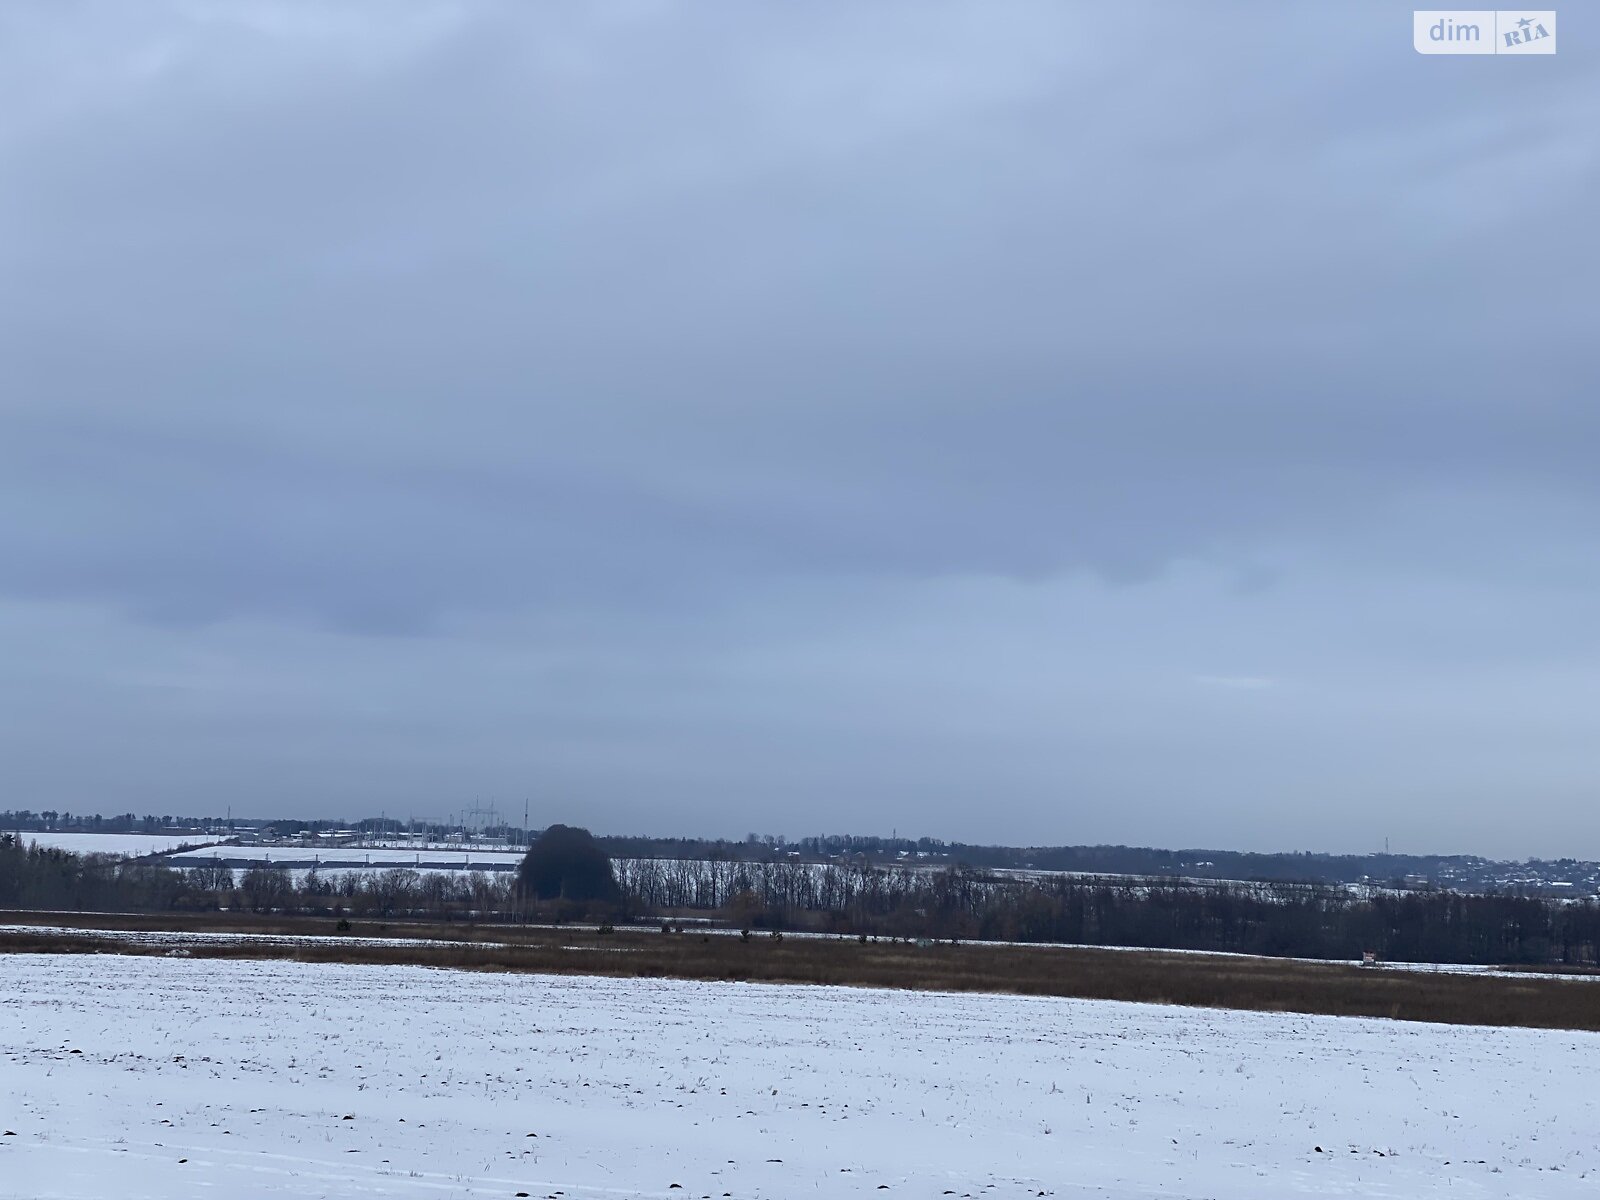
[0,924,481,951]
[164,846,525,868]
[2,954,1597,1198]
[11,832,221,856]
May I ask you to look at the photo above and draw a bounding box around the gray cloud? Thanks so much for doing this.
[2,2,1597,853]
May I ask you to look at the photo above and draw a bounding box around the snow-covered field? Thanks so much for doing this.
[12,832,219,856]
[163,846,523,868]
[2,955,1596,1199]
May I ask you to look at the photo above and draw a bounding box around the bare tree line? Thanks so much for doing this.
[6,836,1600,966]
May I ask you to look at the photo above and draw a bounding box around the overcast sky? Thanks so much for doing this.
[2,2,1596,856]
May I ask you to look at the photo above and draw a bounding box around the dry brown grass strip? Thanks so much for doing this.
[3,912,1598,1032]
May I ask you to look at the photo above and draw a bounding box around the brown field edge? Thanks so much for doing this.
[3,910,1598,1033]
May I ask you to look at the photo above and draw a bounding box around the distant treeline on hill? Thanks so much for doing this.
[0,811,485,840]
[597,834,1488,883]
[593,835,1587,895]
[4,833,1600,968]
[3,810,1593,892]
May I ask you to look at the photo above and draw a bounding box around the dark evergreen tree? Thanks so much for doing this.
[517,824,621,904]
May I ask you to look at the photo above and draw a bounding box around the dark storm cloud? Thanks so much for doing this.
[1,2,1597,852]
